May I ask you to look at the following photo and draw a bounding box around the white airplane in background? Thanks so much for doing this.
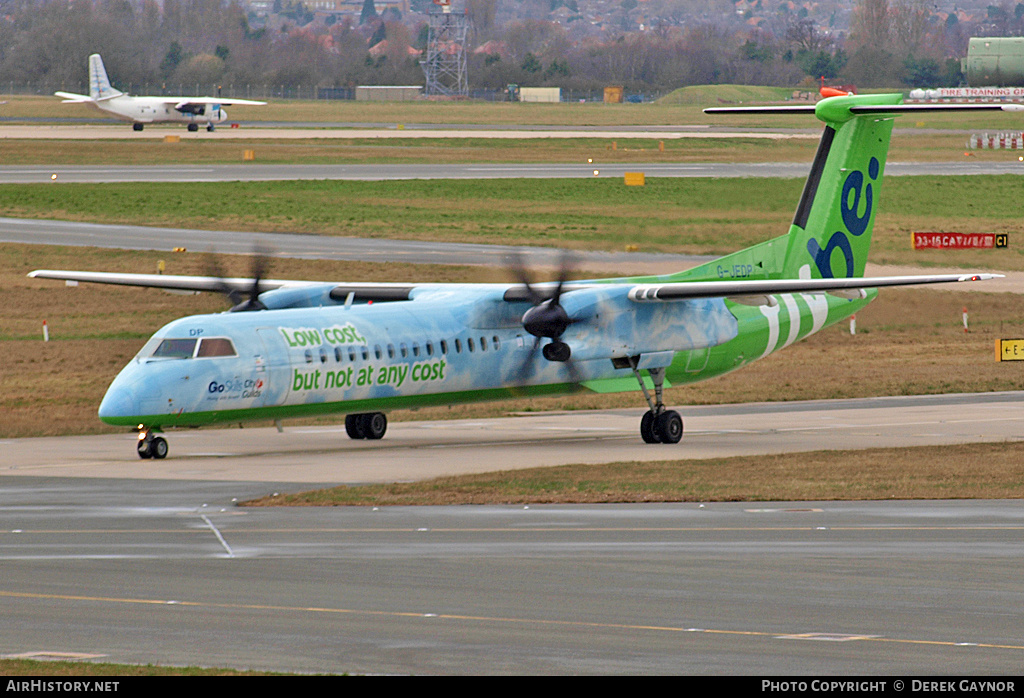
[55,54,266,132]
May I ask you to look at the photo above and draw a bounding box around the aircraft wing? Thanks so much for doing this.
[27,270,309,293]
[627,273,1003,305]
[27,270,427,302]
[168,98,267,108]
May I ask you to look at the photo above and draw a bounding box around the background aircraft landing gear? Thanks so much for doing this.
[630,361,684,444]
[345,412,387,440]
[206,124,215,132]
[132,123,143,131]
[187,123,198,132]
[137,430,168,459]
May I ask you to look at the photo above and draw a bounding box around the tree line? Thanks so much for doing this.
[0,0,1020,96]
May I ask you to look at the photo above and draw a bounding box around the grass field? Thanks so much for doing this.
[247,442,1024,506]
[2,175,1023,267]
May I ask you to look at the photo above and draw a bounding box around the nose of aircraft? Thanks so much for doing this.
[98,382,138,424]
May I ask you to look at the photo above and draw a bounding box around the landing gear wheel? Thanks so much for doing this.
[345,413,387,440]
[187,123,199,132]
[206,124,216,132]
[655,410,683,444]
[150,436,169,459]
[345,414,366,439]
[360,412,387,440]
[132,123,144,132]
[137,432,168,459]
[640,410,661,444]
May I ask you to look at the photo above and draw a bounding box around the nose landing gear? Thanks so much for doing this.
[137,429,168,459]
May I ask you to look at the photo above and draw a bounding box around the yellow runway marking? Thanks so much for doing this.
[2,590,1022,652]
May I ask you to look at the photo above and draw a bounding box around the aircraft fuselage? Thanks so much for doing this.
[98,285,872,430]
[94,96,228,126]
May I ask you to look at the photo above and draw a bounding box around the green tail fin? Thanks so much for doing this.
[781,93,903,279]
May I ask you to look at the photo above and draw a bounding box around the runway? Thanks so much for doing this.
[2,395,1023,673]
[4,393,1024,483]
[1,479,1023,675]
[2,160,1023,184]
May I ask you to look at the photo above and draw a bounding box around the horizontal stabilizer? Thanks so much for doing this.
[54,91,94,103]
[706,103,1024,115]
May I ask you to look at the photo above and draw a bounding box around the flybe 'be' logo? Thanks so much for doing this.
[806,156,879,278]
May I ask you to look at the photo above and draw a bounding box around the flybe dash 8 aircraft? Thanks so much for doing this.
[30,93,1017,459]
[55,54,265,132]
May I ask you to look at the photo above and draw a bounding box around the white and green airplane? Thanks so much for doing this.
[30,93,1016,459]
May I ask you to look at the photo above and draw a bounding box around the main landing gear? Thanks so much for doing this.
[628,360,683,444]
[137,429,168,459]
[345,412,387,440]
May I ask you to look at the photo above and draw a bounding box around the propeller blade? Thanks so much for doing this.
[203,247,273,312]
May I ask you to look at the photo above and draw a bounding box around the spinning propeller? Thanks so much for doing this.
[506,250,590,383]
[205,248,271,312]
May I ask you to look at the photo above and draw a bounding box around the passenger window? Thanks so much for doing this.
[400,343,408,358]
[319,348,328,363]
[493,336,501,351]
[412,342,420,357]
[454,339,462,353]
[335,347,343,362]
[387,344,395,359]
[467,338,475,352]
[440,340,448,354]
[480,337,487,352]
[375,345,383,360]
[426,342,433,357]
[361,346,369,360]
[348,347,357,362]
[152,338,197,359]
[304,349,313,364]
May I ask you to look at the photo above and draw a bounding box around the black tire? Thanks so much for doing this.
[360,412,387,440]
[345,414,366,439]
[656,410,683,444]
[151,436,168,459]
[187,123,198,132]
[640,410,661,444]
[137,438,153,459]
[132,123,144,132]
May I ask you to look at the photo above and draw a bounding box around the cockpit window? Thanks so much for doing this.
[143,336,236,360]
[151,338,197,359]
[197,337,237,358]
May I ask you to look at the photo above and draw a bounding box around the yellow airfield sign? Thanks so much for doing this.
[995,339,1024,361]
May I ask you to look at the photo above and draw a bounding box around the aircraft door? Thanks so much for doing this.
[255,328,291,407]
